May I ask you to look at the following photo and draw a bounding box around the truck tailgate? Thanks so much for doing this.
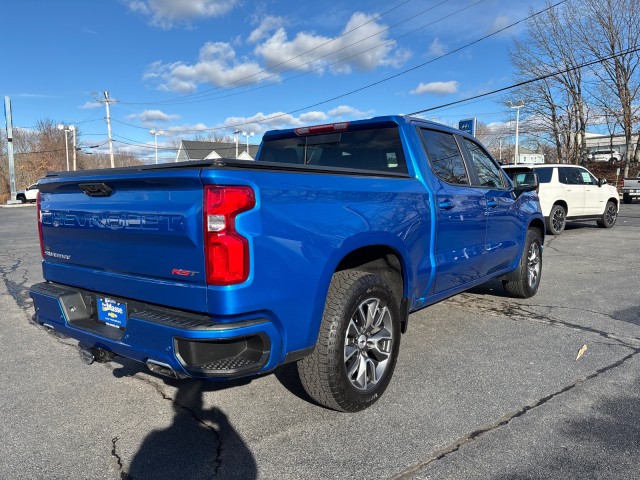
[38,169,207,312]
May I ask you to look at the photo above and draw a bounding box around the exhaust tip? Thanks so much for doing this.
[147,360,179,379]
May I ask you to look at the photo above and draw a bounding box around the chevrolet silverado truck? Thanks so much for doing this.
[622,172,640,204]
[30,116,544,412]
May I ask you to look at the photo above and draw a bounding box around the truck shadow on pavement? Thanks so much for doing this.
[125,380,258,480]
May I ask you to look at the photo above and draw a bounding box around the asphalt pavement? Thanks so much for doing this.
[0,203,638,479]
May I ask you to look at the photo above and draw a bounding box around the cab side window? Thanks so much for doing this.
[462,138,506,188]
[420,129,469,185]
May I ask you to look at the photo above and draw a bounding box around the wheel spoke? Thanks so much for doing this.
[346,318,360,338]
[363,299,380,332]
[353,353,368,389]
[344,343,358,363]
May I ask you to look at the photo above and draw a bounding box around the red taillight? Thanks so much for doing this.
[621,179,625,188]
[37,192,44,258]
[204,186,256,285]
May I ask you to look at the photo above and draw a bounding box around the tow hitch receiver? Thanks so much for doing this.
[78,343,115,365]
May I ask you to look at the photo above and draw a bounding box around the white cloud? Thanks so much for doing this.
[145,11,412,92]
[254,12,411,75]
[80,101,102,110]
[428,38,446,57]
[221,112,302,134]
[128,109,180,125]
[126,0,239,28]
[490,15,511,32]
[299,111,328,123]
[327,105,369,117]
[410,81,459,96]
[145,42,275,92]
[218,105,369,134]
[248,16,284,44]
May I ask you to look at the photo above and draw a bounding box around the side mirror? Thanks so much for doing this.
[513,172,539,198]
[598,177,607,187]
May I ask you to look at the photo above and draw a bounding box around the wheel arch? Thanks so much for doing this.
[552,199,568,213]
[528,217,546,244]
[335,245,406,307]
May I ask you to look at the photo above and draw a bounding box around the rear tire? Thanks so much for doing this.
[547,204,566,235]
[503,229,543,299]
[297,270,401,412]
[623,193,632,204]
[596,200,617,228]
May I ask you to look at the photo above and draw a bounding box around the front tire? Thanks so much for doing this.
[297,270,401,412]
[503,229,543,299]
[596,200,617,228]
[547,204,566,235]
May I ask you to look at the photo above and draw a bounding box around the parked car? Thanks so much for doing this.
[621,172,640,204]
[502,164,619,235]
[16,183,39,203]
[589,149,621,163]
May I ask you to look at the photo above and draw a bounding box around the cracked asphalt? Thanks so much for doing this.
[0,203,638,479]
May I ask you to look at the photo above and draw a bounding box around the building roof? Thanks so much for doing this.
[177,140,259,161]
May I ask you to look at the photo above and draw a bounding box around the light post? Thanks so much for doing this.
[507,101,525,164]
[234,129,241,158]
[57,124,75,171]
[242,131,254,157]
[149,129,164,164]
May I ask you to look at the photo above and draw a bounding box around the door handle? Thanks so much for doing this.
[438,200,454,210]
[487,199,498,208]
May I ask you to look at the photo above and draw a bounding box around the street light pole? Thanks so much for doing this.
[150,129,164,164]
[242,131,254,157]
[57,124,71,171]
[507,100,525,164]
[234,129,241,158]
[70,125,77,170]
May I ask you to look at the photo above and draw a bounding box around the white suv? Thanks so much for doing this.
[502,164,619,235]
[589,149,621,163]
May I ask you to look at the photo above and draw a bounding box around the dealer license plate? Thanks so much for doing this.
[97,297,128,329]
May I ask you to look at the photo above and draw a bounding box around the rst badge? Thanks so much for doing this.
[171,269,199,277]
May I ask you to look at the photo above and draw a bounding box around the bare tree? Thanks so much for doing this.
[571,0,640,176]
[510,2,589,164]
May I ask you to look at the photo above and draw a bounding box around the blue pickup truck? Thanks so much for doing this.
[30,115,544,412]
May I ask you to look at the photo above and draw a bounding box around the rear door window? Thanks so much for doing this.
[419,129,469,185]
[461,138,506,189]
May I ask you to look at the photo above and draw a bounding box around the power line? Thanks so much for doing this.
[408,45,640,115]
[124,0,417,106]
[127,0,480,107]
[118,0,569,134]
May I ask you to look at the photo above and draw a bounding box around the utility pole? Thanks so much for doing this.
[98,91,118,168]
[71,125,77,170]
[4,96,19,204]
[507,100,525,164]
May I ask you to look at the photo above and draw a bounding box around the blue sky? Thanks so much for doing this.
[2,0,547,162]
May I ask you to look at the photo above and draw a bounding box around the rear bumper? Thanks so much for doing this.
[29,282,282,379]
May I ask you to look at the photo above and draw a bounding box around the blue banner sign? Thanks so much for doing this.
[458,118,476,137]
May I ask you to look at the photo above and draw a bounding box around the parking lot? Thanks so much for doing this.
[1,203,639,479]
